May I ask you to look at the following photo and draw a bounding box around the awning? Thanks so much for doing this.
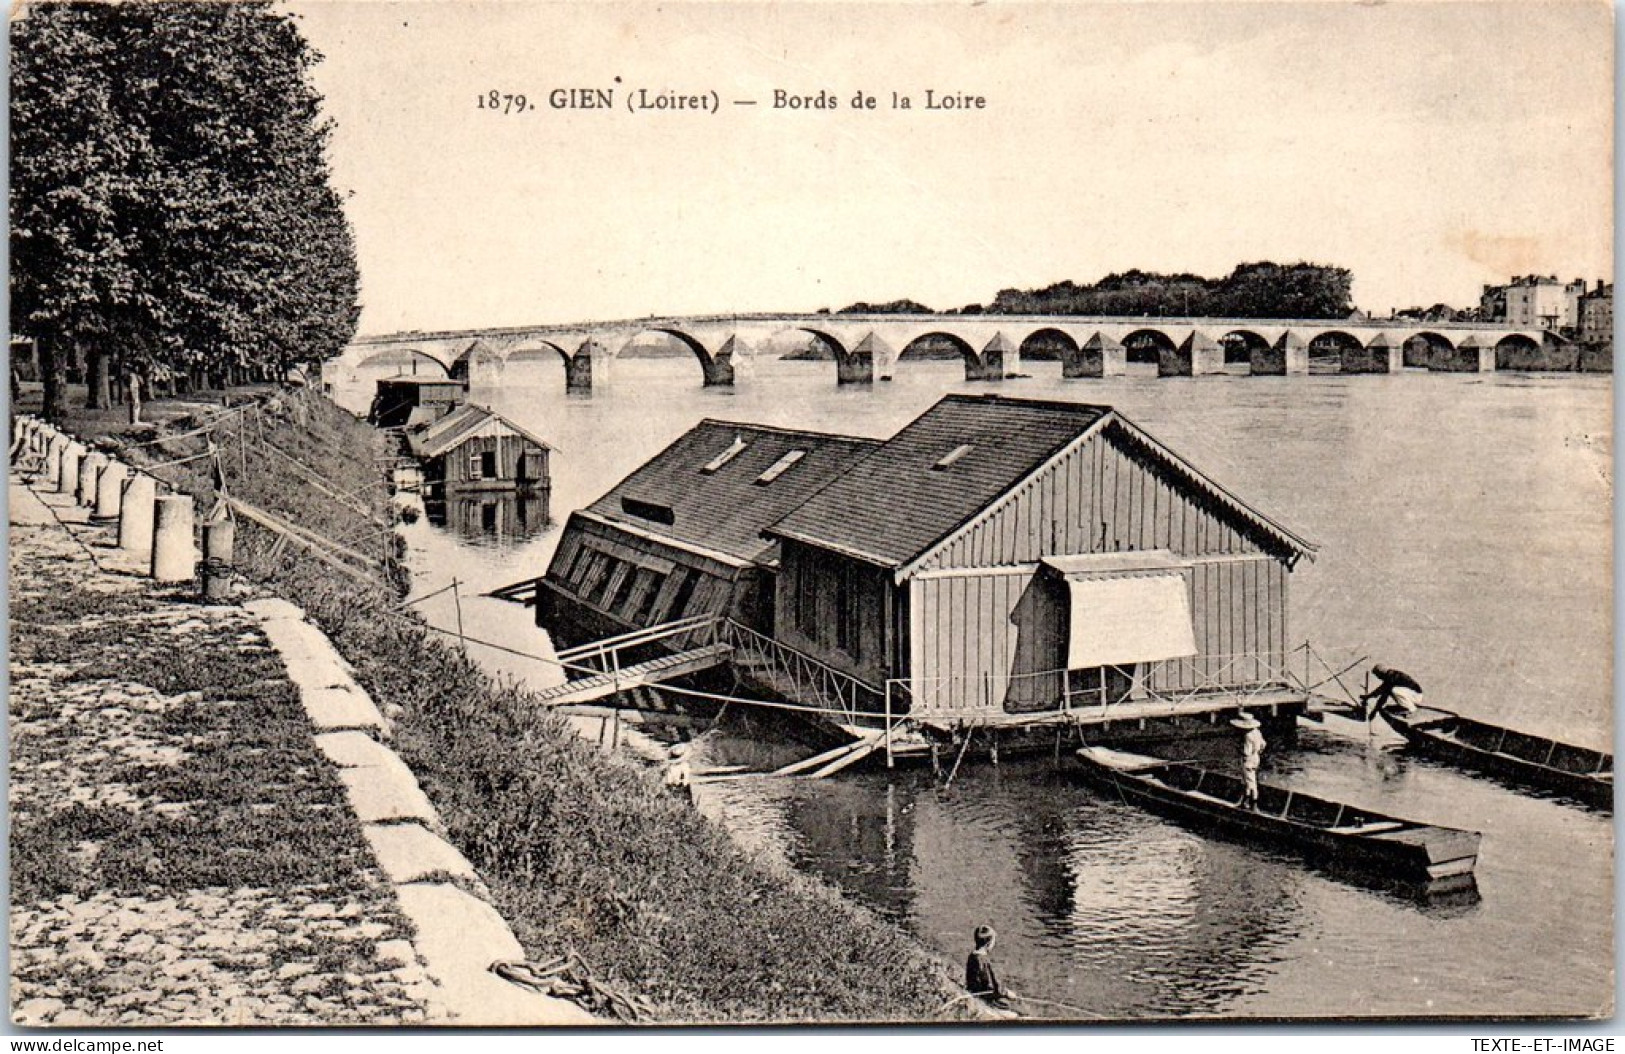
[1059,572,1197,670]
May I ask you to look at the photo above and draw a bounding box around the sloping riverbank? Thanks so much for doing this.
[38,387,976,1023]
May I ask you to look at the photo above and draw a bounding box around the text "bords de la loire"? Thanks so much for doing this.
[547,87,986,112]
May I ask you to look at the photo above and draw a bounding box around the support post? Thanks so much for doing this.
[200,506,235,600]
[452,577,467,655]
[151,494,196,583]
[119,474,158,555]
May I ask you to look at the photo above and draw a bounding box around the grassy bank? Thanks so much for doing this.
[46,387,972,1023]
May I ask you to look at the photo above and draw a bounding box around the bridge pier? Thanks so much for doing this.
[565,340,599,394]
[703,335,744,387]
[1064,332,1126,378]
[1343,333,1401,374]
[967,334,1013,381]
[1159,332,1225,377]
[1251,331,1308,375]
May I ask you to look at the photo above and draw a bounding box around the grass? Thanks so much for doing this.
[39,386,973,1023]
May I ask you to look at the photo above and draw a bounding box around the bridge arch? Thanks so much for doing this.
[1120,328,1178,366]
[355,348,450,376]
[899,331,1002,381]
[1303,330,1364,373]
[1493,333,1551,371]
[1219,329,1270,366]
[1017,327,1079,362]
[1402,330,1456,370]
[615,327,736,388]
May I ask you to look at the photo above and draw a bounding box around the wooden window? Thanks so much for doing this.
[633,570,668,625]
[480,450,498,479]
[664,567,700,621]
[608,568,639,618]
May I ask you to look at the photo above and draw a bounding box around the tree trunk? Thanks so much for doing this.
[127,373,143,425]
[39,334,66,420]
[84,345,112,409]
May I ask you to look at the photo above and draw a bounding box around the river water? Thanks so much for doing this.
[339,355,1613,1020]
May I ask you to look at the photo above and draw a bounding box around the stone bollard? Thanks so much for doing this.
[58,444,83,495]
[78,451,107,506]
[43,435,65,482]
[151,494,196,583]
[200,509,236,601]
[94,460,129,521]
[119,474,158,556]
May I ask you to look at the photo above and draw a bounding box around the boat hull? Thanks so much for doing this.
[1074,747,1482,893]
[1381,708,1613,811]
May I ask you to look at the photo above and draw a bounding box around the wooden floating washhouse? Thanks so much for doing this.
[539,393,1319,749]
[407,403,552,494]
[368,375,467,429]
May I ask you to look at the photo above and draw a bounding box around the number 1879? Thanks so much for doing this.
[478,91,530,114]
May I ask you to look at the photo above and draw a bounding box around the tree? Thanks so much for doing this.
[10,3,360,416]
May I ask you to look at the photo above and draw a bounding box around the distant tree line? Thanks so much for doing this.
[11,2,359,419]
[837,262,1356,320]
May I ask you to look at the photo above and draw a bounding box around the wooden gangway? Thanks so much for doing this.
[533,643,732,707]
[534,615,731,708]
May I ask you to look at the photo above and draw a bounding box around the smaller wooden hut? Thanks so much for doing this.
[408,404,552,492]
[369,377,466,429]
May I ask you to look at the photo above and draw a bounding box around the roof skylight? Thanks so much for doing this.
[933,444,975,470]
[755,450,806,485]
[701,436,747,474]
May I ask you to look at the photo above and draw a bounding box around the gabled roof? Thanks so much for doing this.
[766,395,1112,569]
[408,404,553,458]
[766,393,1317,575]
[584,419,881,565]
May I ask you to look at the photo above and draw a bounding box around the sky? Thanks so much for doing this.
[287,1,1615,336]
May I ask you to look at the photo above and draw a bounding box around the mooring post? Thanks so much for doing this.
[58,443,83,495]
[151,494,196,583]
[200,505,236,601]
[451,577,467,655]
[884,682,895,770]
[119,475,158,556]
[78,451,107,506]
[93,460,129,521]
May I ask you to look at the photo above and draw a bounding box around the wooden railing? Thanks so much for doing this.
[716,618,885,725]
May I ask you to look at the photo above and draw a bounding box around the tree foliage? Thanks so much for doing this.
[982,262,1354,319]
[11,2,359,414]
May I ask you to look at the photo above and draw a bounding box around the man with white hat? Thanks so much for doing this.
[1232,712,1266,810]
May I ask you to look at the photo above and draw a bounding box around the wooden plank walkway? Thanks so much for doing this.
[532,644,732,707]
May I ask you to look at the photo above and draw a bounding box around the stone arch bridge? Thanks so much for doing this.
[333,314,1557,394]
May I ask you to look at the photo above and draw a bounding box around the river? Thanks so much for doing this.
[338,354,1613,1020]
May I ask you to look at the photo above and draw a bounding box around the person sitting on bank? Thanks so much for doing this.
[1358,665,1424,722]
[664,741,693,792]
[965,924,1009,1007]
[1232,712,1266,810]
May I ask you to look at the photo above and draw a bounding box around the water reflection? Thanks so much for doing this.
[423,488,552,545]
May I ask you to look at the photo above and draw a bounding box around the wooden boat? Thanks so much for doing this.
[1379,705,1614,810]
[1074,746,1482,889]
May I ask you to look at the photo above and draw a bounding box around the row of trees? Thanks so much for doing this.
[837,262,1356,319]
[12,2,360,418]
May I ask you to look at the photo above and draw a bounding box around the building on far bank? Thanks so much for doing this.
[1580,281,1613,346]
[1485,275,1587,333]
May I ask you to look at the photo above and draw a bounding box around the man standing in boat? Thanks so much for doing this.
[1233,713,1266,810]
[1357,665,1424,722]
